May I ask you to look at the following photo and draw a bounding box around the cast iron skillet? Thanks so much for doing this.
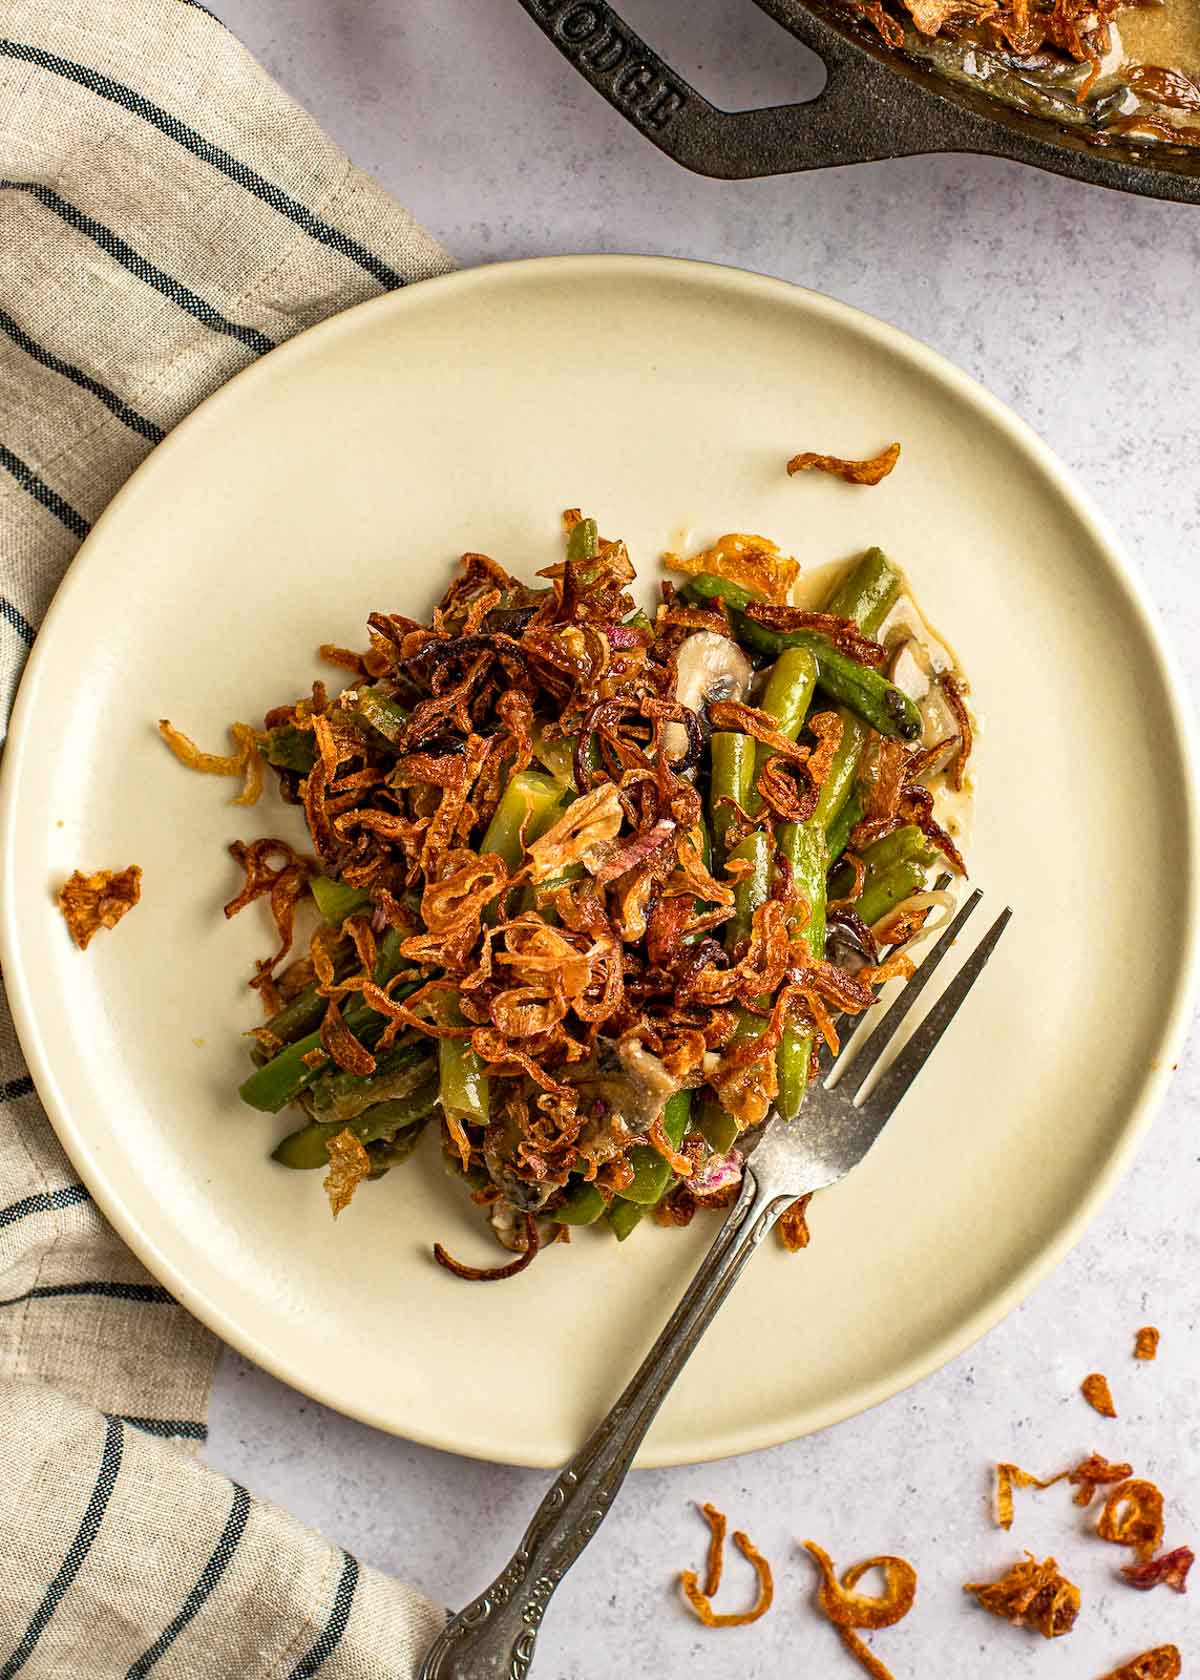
[516,0,1200,204]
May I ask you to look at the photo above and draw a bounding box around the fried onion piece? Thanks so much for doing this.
[158,718,264,805]
[432,1213,540,1282]
[1134,1325,1160,1362]
[778,1194,813,1252]
[681,1506,774,1628]
[1096,1646,1182,1680]
[963,1552,1080,1639]
[1121,1547,1194,1594]
[1082,1371,1118,1418]
[787,442,900,486]
[1068,1453,1135,1507]
[323,1128,370,1217]
[803,1540,917,1680]
[1098,1480,1165,1562]
[939,672,973,791]
[664,532,799,604]
[57,865,142,950]
[995,1463,1068,1531]
[527,782,623,883]
[320,997,377,1077]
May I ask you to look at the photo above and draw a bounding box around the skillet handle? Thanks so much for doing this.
[514,0,985,179]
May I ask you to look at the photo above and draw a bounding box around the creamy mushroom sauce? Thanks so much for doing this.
[883,4,1200,149]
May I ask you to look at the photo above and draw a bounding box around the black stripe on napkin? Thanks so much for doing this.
[0,600,36,647]
[0,442,91,539]
[0,1186,91,1230]
[1,1075,36,1101]
[124,1483,249,1679]
[0,1415,123,1679]
[0,181,275,356]
[0,42,404,291]
[115,1416,208,1443]
[0,1281,176,1309]
[0,309,165,444]
[287,1551,360,1679]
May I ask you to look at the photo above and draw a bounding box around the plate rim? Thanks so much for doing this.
[3,253,1198,1469]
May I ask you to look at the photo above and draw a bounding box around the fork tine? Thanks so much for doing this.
[855,906,1012,1122]
[826,870,961,1071]
[839,888,983,1098]
[836,887,974,1095]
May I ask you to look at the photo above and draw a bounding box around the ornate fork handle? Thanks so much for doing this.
[419,1158,793,1680]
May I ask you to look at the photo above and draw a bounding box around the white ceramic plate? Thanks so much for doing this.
[3,257,1197,1470]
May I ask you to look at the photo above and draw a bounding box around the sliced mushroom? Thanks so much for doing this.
[877,594,954,675]
[666,631,752,760]
[887,625,961,773]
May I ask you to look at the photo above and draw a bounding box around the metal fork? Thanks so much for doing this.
[419,888,1011,1680]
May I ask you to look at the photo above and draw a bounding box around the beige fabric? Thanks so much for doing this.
[0,1,450,1671]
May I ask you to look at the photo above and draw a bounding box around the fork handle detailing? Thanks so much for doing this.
[418,1163,794,1680]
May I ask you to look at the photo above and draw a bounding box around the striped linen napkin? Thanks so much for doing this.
[0,2,451,1672]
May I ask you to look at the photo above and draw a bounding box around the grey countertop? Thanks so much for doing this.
[203,4,1200,1674]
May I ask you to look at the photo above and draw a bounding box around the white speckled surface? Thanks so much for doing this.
[202,3,1200,1673]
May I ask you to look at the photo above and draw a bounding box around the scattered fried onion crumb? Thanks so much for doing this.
[994,1453,1136,1526]
[778,1194,813,1252]
[433,1214,540,1282]
[963,1553,1080,1639]
[1134,1326,1160,1362]
[995,1463,1067,1530]
[57,865,142,949]
[1068,1453,1136,1508]
[1097,1480,1165,1562]
[158,718,264,805]
[787,442,901,486]
[1082,1372,1118,1417]
[1097,1646,1182,1680]
[323,1128,370,1218]
[803,1540,917,1680]
[664,532,799,603]
[681,1505,774,1627]
[1121,1547,1194,1594]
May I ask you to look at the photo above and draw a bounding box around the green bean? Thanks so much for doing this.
[479,770,564,871]
[827,825,934,903]
[748,645,818,816]
[616,1091,692,1206]
[307,1038,429,1120]
[566,517,599,563]
[853,858,930,928]
[696,1092,739,1156]
[239,931,411,1113]
[606,1194,647,1242]
[725,830,771,952]
[262,724,317,773]
[353,687,408,744]
[775,819,828,1122]
[623,608,653,633]
[310,876,373,925]
[272,1083,439,1169]
[438,995,489,1131]
[553,1181,607,1226]
[680,573,758,612]
[825,791,864,868]
[810,707,870,833]
[737,622,920,742]
[822,547,902,633]
[709,732,754,862]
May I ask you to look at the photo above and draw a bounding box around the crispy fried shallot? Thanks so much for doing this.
[57,865,142,949]
[1121,1547,1194,1594]
[963,1553,1080,1638]
[1096,1647,1181,1680]
[787,442,900,486]
[158,718,264,805]
[1134,1325,1160,1361]
[1082,1372,1118,1418]
[1098,1481,1165,1561]
[803,1540,917,1680]
[324,1128,370,1217]
[681,1504,775,1627]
